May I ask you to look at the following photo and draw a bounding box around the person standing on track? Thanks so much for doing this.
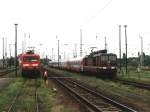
[43,70,48,84]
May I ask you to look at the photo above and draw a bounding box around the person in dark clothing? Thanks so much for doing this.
[43,70,48,83]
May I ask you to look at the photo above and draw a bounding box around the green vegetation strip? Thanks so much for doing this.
[0,78,63,112]
[0,78,22,111]
[117,67,150,84]
[38,81,56,112]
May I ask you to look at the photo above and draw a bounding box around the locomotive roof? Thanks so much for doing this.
[88,49,107,57]
[93,53,117,57]
[21,53,40,57]
[90,49,107,55]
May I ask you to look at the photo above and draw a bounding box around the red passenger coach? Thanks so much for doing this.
[19,50,41,77]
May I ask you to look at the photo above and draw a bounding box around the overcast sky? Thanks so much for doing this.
[0,0,150,59]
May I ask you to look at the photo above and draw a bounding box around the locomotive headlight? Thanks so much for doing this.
[23,64,29,67]
[103,67,107,69]
[99,67,102,69]
[32,64,39,66]
[111,67,115,69]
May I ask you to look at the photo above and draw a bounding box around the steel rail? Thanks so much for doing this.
[116,78,150,90]
[6,79,27,112]
[54,78,104,112]
[0,69,16,77]
[35,88,39,112]
[6,79,40,112]
[66,78,137,112]
[51,77,137,112]
[7,92,20,112]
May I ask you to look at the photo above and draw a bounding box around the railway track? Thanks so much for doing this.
[115,78,150,90]
[47,67,150,90]
[0,68,16,77]
[35,85,39,112]
[6,79,40,112]
[49,76,137,112]
[7,90,21,112]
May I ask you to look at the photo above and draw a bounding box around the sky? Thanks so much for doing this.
[0,0,150,60]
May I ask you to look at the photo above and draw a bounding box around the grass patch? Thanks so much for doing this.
[38,82,57,112]
[1,76,78,112]
[0,78,24,111]
[118,67,150,83]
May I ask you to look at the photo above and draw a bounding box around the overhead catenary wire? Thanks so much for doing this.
[81,0,113,28]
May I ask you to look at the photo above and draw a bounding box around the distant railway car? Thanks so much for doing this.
[19,50,41,77]
[49,49,117,78]
[62,57,84,72]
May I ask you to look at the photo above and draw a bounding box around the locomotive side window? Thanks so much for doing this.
[109,55,117,66]
[109,55,117,62]
[83,58,87,66]
[101,55,108,61]
[97,56,100,66]
[23,56,39,62]
[93,57,96,66]
[87,57,93,66]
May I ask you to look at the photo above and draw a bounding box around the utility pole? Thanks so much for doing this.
[56,35,60,67]
[5,37,8,68]
[2,37,5,68]
[124,25,127,74]
[14,24,18,77]
[58,39,59,67]
[22,40,24,54]
[9,44,12,68]
[5,37,7,58]
[28,33,31,47]
[64,51,66,60]
[119,25,121,72]
[96,35,98,48]
[104,36,107,50]
[24,33,26,53]
[80,29,82,57]
[39,43,43,58]
[9,44,11,58]
[75,43,77,57]
[52,48,54,61]
[139,35,143,68]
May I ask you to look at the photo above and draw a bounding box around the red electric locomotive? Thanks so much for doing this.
[19,50,41,77]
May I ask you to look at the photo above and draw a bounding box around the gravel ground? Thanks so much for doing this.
[48,79,87,112]
[48,68,150,112]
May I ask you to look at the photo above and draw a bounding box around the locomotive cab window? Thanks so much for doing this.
[23,56,39,62]
[108,55,117,65]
